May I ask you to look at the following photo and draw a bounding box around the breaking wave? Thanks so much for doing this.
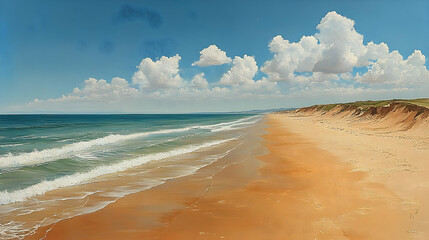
[0,116,260,169]
[0,138,234,205]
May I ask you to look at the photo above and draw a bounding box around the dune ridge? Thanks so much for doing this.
[290,99,429,134]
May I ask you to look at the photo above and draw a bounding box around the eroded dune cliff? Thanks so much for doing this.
[291,100,429,135]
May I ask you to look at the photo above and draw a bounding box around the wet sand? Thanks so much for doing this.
[28,114,429,239]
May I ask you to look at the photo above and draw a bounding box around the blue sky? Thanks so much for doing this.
[0,0,428,113]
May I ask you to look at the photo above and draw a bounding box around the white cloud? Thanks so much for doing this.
[262,11,368,82]
[132,54,183,90]
[220,55,258,86]
[294,72,340,84]
[261,35,322,82]
[357,50,429,86]
[239,77,278,93]
[359,42,390,64]
[191,73,209,89]
[31,77,139,103]
[261,10,429,91]
[69,77,139,100]
[217,55,278,93]
[192,45,232,67]
[407,50,426,66]
[339,72,354,81]
[312,11,367,73]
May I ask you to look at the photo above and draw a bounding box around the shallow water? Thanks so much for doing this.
[0,114,261,239]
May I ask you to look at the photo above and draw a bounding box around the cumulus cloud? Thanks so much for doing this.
[218,55,278,93]
[359,42,390,64]
[294,72,340,84]
[132,55,183,90]
[261,35,322,82]
[192,45,232,67]
[220,55,258,85]
[32,77,139,103]
[357,50,429,86]
[261,10,429,91]
[27,52,277,111]
[312,11,367,73]
[239,77,278,93]
[191,73,209,89]
[262,11,369,82]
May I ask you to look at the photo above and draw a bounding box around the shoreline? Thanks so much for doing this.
[26,119,268,239]
[27,113,429,239]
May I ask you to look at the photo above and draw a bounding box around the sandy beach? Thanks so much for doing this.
[27,113,429,240]
[2,3,428,239]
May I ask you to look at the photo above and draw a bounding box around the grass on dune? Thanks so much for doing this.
[402,98,429,108]
[314,98,429,111]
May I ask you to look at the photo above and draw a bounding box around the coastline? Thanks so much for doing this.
[28,113,429,239]
[27,118,267,239]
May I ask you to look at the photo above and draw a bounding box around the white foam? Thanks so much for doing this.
[16,208,45,216]
[0,144,24,148]
[210,117,261,132]
[56,138,74,143]
[199,115,261,131]
[0,116,259,168]
[0,138,233,205]
[0,127,197,168]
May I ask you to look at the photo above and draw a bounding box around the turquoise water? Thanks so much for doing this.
[0,114,261,239]
[0,114,259,203]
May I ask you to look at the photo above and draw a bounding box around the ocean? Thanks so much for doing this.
[0,114,262,239]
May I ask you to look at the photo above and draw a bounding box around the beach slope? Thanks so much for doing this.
[28,100,429,239]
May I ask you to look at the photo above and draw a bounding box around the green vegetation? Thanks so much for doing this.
[316,104,339,111]
[402,98,429,108]
[313,98,429,111]
[347,100,395,110]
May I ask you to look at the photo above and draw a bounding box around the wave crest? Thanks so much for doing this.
[0,116,260,169]
[0,138,234,205]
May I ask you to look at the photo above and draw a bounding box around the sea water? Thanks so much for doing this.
[0,114,261,239]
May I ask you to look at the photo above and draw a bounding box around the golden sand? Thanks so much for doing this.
[27,114,429,239]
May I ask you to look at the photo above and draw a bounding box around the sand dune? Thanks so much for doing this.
[293,100,429,135]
